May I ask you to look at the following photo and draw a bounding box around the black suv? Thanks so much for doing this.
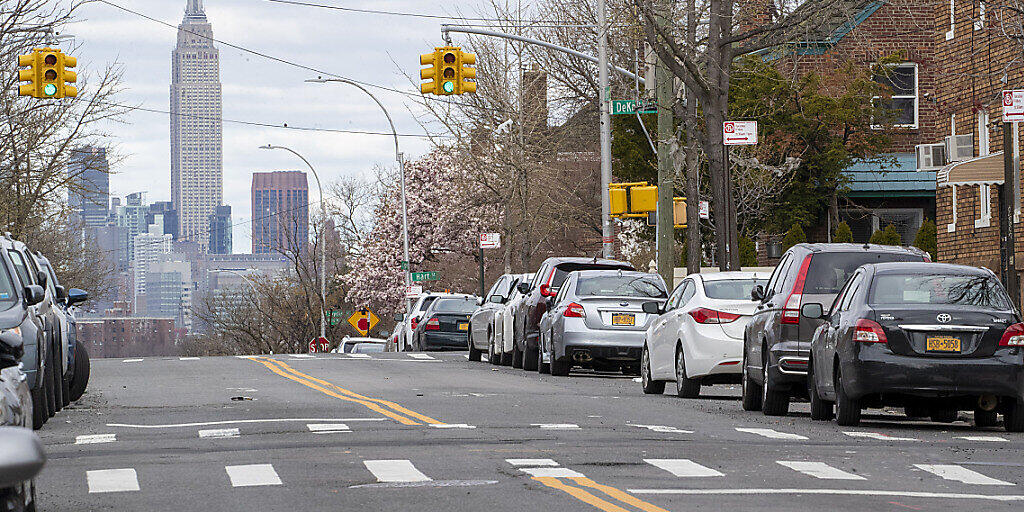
[512,257,634,371]
[742,243,929,416]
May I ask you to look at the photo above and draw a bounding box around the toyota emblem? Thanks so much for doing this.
[937,313,952,323]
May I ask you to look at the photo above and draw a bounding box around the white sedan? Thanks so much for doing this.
[640,271,768,397]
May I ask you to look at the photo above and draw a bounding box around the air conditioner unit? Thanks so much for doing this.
[945,134,974,162]
[916,143,946,170]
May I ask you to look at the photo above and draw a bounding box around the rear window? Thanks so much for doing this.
[433,298,478,313]
[804,252,922,294]
[550,263,633,289]
[703,279,767,300]
[576,275,667,298]
[869,273,1011,309]
[416,296,437,312]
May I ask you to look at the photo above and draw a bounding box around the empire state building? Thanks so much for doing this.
[170,0,222,250]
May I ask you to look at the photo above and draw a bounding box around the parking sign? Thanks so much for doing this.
[723,121,758,145]
[1004,90,1024,122]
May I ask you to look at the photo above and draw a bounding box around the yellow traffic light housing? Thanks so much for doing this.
[420,52,439,94]
[17,52,39,97]
[673,197,687,228]
[459,51,476,94]
[610,188,627,216]
[17,48,76,99]
[629,186,658,213]
[420,46,476,96]
[62,54,77,98]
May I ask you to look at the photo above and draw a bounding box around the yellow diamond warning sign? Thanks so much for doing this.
[348,310,380,336]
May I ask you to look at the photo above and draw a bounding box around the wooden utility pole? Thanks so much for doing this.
[655,0,675,287]
[1002,121,1020,308]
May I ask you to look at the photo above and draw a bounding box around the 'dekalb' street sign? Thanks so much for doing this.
[411,271,439,282]
[612,99,657,115]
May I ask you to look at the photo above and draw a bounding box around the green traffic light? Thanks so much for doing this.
[43,84,57,96]
[442,81,455,94]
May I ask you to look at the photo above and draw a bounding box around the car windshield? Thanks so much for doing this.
[433,298,478,313]
[576,275,667,298]
[804,252,922,294]
[869,273,1011,309]
[0,263,16,311]
[353,343,384,353]
[550,263,631,289]
[703,279,767,300]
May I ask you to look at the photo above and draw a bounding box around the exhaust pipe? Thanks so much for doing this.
[572,350,592,363]
[978,394,998,412]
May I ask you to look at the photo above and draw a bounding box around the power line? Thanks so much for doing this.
[266,0,539,22]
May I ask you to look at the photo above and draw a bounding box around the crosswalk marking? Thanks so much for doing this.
[915,464,1014,486]
[957,436,1009,442]
[777,461,866,480]
[198,428,240,439]
[533,423,581,430]
[735,427,808,440]
[632,424,693,434]
[843,431,918,441]
[87,469,139,493]
[506,459,559,467]
[645,459,723,478]
[226,464,282,487]
[520,467,586,478]
[364,460,431,483]
[76,434,116,445]
[346,354,372,359]
[122,359,143,363]
[179,357,200,361]
[429,423,476,429]
[409,354,435,360]
[306,423,350,433]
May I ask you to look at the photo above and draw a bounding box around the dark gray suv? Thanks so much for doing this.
[742,243,929,416]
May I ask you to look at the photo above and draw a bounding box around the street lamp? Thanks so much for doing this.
[259,144,328,342]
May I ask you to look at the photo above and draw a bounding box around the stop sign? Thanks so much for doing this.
[357,318,369,332]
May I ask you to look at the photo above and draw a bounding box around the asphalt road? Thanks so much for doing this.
[34,351,1024,511]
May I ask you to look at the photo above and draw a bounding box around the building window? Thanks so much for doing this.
[974,0,985,30]
[947,0,956,39]
[976,184,992,228]
[873,63,918,128]
[978,110,990,156]
[948,186,958,233]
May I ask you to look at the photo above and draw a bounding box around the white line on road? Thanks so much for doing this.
[179,357,200,361]
[289,354,316,359]
[915,464,1014,486]
[843,431,918,441]
[735,427,808,440]
[307,423,350,433]
[958,436,1009,442]
[409,354,435,360]
[520,467,586,478]
[632,424,693,434]
[198,428,240,439]
[364,460,431,483]
[627,488,1024,501]
[777,461,866,480]
[87,469,140,493]
[346,354,372,359]
[226,464,283,487]
[76,434,116,445]
[429,423,476,429]
[506,459,559,467]
[645,459,724,478]
[532,423,581,430]
[122,359,143,363]
[108,418,386,429]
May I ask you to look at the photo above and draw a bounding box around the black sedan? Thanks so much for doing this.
[805,262,1024,431]
[412,295,479,351]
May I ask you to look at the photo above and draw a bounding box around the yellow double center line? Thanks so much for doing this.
[533,476,671,512]
[250,357,444,426]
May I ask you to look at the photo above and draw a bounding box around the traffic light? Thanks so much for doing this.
[17,48,76,99]
[419,46,476,96]
[459,51,476,94]
[17,52,40,97]
[420,51,439,95]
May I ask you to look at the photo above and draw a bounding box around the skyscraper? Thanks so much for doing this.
[208,205,232,254]
[252,171,308,255]
[170,0,222,251]
[68,147,110,230]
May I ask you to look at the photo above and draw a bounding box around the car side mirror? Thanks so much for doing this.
[540,284,556,297]
[642,301,662,315]
[489,294,504,304]
[54,285,67,301]
[751,285,765,302]
[23,285,44,307]
[394,313,405,322]
[35,270,47,288]
[67,288,89,306]
[801,303,824,320]
[0,427,46,489]
[517,282,531,294]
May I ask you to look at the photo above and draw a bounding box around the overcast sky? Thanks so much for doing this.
[73,0,492,252]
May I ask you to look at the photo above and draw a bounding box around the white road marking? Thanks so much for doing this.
[462,354,470,359]
[532,423,581,430]
[632,424,694,434]
[429,423,476,429]
[226,464,282,487]
[364,460,431,483]
[628,488,1024,501]
[87,469,139,493]
[122,359,143,363]
[506,459,559,467]
[346,354,372,359]
[289,354,315,359]
[915,464,1014,486]
[307,423,350,433]
[843,431,918,441]
[179,357,200,361]
[235,355,259,359]
[108,418,385,429]
[76,434,116,445]
[645,459,723,478]
[409,354,435,360]
[198,428,240,439]
[958,436,1009,442]
[735,427,808,440]
[632,377,643,383]
[520,467,586,478]
[777,461,866,480]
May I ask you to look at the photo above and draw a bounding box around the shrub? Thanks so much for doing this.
[781,223,806,251]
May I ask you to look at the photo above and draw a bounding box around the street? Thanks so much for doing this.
[34,353,1024,511]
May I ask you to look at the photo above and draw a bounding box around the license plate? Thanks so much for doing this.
[458,323,469,331]
[926,336,961,352]
[611,313,635,326]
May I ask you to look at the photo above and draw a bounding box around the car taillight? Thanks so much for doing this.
[854,319,888,343]
[1000,323,1024,346]
[688,307,741,324]
[410,318,418,330]
[563,302,585,318]
[780,255,813,325]
[425,318,440,331]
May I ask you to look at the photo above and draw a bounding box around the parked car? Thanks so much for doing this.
[0,426,45,512]
[0,320,38,511]
[538,270,667,376]
[351,343,386,354]
[805,262,1024,431]
[641,271,767,396]
[512,257,635,371]
[401,293,446,351]
[469,273,526,362]
[0,237,49,429]
[411,295,478,351]
[742,243,929,416]
[333,336,387,354]
[32,253,91,408]
[491,273,533,366]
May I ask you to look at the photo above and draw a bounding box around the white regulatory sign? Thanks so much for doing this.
[699,200,710,220]
[480,233,501,249]
[405,285,423,299]
[1004,90,1024,122]
[723,121,758,145]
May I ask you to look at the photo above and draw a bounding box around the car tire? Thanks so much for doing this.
[500,350,512,366]
[550,343,570,377]
[468,331,482,362]
[522,343,538,371]
[69,343,90,402]
[61,372,71,408]
[674,347,700,398]
[930,409,958,423]
[1004,401,1024,432]
[30,386,46,430]
[807,361,834,421]
[51,346,64,413]
[904,404,929,419]
[44,360,55,418]
[488,333,500,366]
[761,356,790,417]
[512,344,523,369]
[741,348,762,411]
[974,408,998,428]
[538,344,550,374]
[641,346,665,394]
[834,368,861,426]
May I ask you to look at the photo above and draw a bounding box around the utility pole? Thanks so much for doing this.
[597,0,614,258]
[1002,121,1020,308]
[684,0,701,276]
[655,0,675,287]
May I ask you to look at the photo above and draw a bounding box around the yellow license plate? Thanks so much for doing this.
[926,336,961,352]
[611,314,635,326]
[458,323,469,331]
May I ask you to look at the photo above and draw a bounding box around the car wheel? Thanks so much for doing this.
[904,403,929,419]
[974,408,998,428]
[538,343,550,374]
[467,331,482,362]
[512,344,523,369]
[550,343,570,376]
[30,386,46,430]
[61,372,71,408]
[761,354,790,416]
[807,361,834,421]
[500,349,513,366]
[740,347,762,411]
[522,342,538,371]
[834,368,861,426]
[675,347,700,398]
[51,346,64,413]
[641,346,665,394]
[69,343,90,402]
[930,409,958,423]
[44,360,55,418]
[1004,400,1024,432]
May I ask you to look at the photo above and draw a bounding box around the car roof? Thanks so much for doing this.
[543,256,633,267]
[571,269,660,278]
[694,271,770,281]
[868,262,993,276]
[793,242,926,256]
[344,337,385,343]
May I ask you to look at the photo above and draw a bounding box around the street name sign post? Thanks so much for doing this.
[612,99,657,115]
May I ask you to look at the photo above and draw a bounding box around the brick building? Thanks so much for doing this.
[77,317,179,358]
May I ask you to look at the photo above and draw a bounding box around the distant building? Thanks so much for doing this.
[77,317,178,358]
[133,221,173,302]
[68,147,110,231]
[252,171,308,255]
[116,192,149,261]
[143,257,193,331]
[147,201,179,240]
[208,205,232,254]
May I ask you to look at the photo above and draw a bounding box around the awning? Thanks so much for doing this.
[939,152,1005,186]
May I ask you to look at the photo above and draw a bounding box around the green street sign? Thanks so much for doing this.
[612,99,656,115]
[411,271,439,282]
[399,261,409,270]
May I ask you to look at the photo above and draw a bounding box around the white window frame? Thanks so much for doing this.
[948,185,958,233]
[872,63,919,129]
[974,0,985,30]
[947,0,956,39]
[979,109,990,156]
[976,184,992,228]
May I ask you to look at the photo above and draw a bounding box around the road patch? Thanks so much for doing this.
[226,464,282,487]
[87,469,139,493]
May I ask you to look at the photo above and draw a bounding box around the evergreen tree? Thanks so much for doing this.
[739,236,757,267]
[781,223,806,251]
[869,224,902,246]
[913,219,937,261]
[833,221,854,243]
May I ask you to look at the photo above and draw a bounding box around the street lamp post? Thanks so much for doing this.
[259,144,328,341]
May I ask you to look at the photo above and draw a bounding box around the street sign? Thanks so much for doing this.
[406,285,423,298]
[411,271,439,282]
[480,233,501,249]
[1004,90,1024,122]
[308,337,330,354]
[328,310,346,327]
[723,121,758,145]
[699,200,710,220]
[399,261,409,270]
[612,99,657,115]
[347,310,380,337]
